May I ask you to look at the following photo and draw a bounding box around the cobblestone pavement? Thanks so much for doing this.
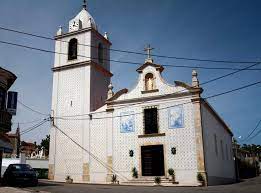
[3,176,261,193]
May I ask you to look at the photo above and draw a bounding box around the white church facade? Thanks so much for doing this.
[49,3,236,186]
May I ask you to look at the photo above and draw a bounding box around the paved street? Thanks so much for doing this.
[14,176,261,193]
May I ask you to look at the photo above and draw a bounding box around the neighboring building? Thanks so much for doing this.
[49,3,236,186]
[3,126,20,158]
[20,141,36,158]
[0,67,17,175]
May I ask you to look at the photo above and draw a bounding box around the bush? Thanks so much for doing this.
[154,176,161,185]
[111,174,117,184]
[168,168,174,176]
[197,173,205,186]
[132,167,138,178]
[34,168,48,179]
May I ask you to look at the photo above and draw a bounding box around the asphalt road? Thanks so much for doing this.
[24,176,261,193]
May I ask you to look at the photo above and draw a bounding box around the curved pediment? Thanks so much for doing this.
[106,88,128,102]
[174,81,203,93]
[107,62,202,104]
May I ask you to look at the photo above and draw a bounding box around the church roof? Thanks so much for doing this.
[136,62,164,73]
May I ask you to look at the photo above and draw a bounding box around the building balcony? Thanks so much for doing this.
[0,110,12,133]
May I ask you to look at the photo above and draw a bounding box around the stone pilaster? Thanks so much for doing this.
[192,97,208,186]
[106,156,113,182]
[82,163,90,182]
[48,164,54,180]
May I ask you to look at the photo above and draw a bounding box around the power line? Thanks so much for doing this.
[52,124,129,181]
[240,118,261,142]
[1,39,261,71]
[54,60,261,119]
[244,127,261,142]
[12,118,46,125]
[18,100,49,116]
[54,80,261,120]
[11,39,260,122]
[20,119,49,136]
[0,25,260,64]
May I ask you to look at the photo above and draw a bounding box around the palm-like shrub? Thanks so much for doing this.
[132,167,138,178]
[111,174,117,184]
[197,173,205,186]
[168,168,175,182]
[154,176,161,185]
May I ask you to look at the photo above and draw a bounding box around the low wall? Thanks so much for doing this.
[1,157,48,177]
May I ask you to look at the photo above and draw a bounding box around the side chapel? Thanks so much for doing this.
[49,2,236,186]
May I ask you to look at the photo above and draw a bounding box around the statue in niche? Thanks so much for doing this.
[145,73,155,91]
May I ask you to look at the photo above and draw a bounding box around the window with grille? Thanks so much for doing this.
[144,107,158,134]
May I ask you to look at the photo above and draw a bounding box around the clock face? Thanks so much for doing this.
[69,20,79,31]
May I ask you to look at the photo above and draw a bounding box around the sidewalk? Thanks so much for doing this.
[0,187,49,193]
[0,187,30,193]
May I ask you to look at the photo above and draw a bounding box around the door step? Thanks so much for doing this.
[122,177,180,186]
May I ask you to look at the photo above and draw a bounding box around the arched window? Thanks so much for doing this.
[98,43,104,64]
[68,38,78,60]
[145,73,155,91]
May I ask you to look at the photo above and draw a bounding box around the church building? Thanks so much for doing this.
[49,2,236,186]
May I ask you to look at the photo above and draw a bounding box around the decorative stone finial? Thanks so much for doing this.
[107,83,114,99]
[83,0,87,10]
[56,26,63,35]
[88,17,92,27]
[144,44,154,63]
[104,32,109,40]
[192,70,199,87]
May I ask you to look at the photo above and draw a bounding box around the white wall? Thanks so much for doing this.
[111,98,198,185]
[50,65,91,182]
[1,158,48,176]
[201,103,236,185]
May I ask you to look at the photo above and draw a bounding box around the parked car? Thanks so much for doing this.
[2,164,38,187]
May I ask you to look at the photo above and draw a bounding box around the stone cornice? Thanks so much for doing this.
[52,60,113,77]
[106,91,196,106]
[55,28,112,45]
[136,62,164,73]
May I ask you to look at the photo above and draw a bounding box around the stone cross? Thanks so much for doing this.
[144,44,154,63]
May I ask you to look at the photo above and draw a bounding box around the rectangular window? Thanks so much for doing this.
[220,140,224,160]
[144,107,158,134]
[214,134,218,156]
[226,144,228,160]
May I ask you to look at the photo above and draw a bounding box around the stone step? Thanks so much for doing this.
[122,177,179,185]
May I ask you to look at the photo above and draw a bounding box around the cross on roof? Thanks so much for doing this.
[144,44,154,63]
[83,0,87,9]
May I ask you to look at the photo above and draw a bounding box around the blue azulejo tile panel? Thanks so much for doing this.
[169,105,184,129]
[120,111,135,133]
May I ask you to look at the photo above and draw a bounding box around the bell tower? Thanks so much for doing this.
[49,2,112,182]
[53,1,112,112]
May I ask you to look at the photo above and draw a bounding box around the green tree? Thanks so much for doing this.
[39,135,50,156]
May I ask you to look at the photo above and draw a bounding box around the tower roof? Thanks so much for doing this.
[69,6,97,32]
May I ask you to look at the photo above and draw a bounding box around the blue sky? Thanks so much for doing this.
[0,0,260,144]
